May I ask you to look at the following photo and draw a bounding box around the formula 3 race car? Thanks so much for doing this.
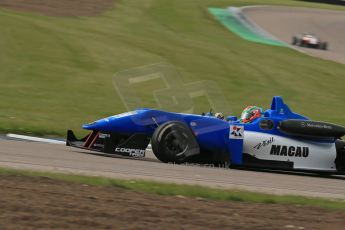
[67,96,345,174]
[292,33,328,50]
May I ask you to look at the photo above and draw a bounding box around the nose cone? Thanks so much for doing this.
[81,110,151,134]
[82,112,139,133]
[82,118,110,130]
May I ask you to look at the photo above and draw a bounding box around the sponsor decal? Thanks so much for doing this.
[253,137,274,150]
[99,133,110,138]
[270,145,309,158]
[115,148,145,157]
[302,122,332,130]
[229,125,244,139]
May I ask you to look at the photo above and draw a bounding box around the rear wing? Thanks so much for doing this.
[264,96,308,120]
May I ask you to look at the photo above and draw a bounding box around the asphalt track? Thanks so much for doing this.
[243,6,345,64]
[1,139,345,199]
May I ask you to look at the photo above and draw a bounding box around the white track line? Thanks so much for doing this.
[6,133,152,149]
[6,134,65,145]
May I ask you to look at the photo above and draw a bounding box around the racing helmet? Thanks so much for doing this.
[240,106,263,123]
[215,112,224,120]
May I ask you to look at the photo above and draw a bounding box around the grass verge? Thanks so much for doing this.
[1,167,344,210]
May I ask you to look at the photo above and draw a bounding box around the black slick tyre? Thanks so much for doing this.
[151,121,200,163]
[317,42,327,50]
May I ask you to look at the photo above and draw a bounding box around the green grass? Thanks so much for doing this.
[0,0,344,137]
[1,167,345,210]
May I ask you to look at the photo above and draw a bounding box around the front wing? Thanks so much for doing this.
[66,130,150,158]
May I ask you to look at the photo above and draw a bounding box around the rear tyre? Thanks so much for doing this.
[151,121,200,163]
[335,140,345,172]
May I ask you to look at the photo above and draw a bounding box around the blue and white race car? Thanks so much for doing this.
[67,96,345,174]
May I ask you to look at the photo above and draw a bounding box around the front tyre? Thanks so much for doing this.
[151,121,200,163]
[320,42,328,50]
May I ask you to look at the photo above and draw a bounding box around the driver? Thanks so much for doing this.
[240,106,263,123]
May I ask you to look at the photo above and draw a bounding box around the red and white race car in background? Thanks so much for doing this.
[292,33,328,50]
